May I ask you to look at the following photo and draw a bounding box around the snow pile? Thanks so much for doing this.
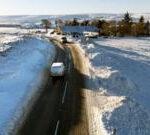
[89,91,150,135]
[0,27,45,53]
[95,37,150,60]
[0,34,24,52]
[102,97,150,135]
[78,37,150,135]
[0,37,56,135]
[94,67,136,96]
[0,28,28,34]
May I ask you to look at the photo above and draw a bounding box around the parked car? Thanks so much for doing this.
[50,62,65,77]
[61,37,67,43]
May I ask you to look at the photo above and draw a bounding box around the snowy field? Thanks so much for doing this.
[0,34,24,52]
[78,37,150,135]
[0,37,56,135]
[0,28,46,53]
[0,28,29,53]
[0,28,29,34]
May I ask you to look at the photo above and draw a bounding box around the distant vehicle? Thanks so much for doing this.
[50,62,65,77]
[72,34,79,38]
[61,37,67,43]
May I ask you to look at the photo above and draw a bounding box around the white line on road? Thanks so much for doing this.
[68,51,71,61]
[62,81,68,104]
[54,120,60,135]
[68,63,71,73]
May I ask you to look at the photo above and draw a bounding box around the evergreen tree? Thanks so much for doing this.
[121,12,132,35]
[136,16,146,36]
[139,16,144,23]
[81,20,89,26]
[91,20,104,35]
[123,12,132,24]
[72,18,79,26]
[101,21,111,36]
[109,21,117,36]
[131,23,137,36]
[146,21,150,36]
[118,21,125,36]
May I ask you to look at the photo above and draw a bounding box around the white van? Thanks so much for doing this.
[50,62,65,76]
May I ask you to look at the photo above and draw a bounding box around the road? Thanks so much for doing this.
[19,39,89,135]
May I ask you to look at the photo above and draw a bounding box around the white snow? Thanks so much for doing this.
[0,27,47,53]
[0,27,32,53]
[0,28,29,34]
[93,37,150,108]
[1,13,150,24]
[0,34,24,52]
[0,37,56,135]
[78,37,150,135]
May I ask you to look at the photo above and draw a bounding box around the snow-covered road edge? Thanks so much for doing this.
[8,69,50,134]
[0,37,56,135]
[76,37,150,135]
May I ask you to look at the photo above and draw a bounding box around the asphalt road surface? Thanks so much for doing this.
[19,40,89,135]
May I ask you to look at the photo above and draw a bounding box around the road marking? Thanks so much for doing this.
[62,81,68,104]
[68,63,71,73]
[68,51,71,61]
[54,120,60,135]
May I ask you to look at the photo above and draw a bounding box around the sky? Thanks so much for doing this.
[0,0,150,15]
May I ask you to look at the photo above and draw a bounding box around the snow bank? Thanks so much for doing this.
[78,37,150,135]
[0,28,28,35]
[80,37,150,110]
[0,37,56,135]
[0,34,24,52]
[0,28,48,53]
[94,67,136,96]
[88,91,150,135]
[102,96,150,135]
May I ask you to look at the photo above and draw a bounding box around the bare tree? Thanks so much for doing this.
[41,19,51,33]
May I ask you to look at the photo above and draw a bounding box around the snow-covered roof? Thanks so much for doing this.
[52,62,64,67]
[61,26,99,34]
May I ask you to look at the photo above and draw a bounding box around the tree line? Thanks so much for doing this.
[41,12,150,37]
[62,12,150,37]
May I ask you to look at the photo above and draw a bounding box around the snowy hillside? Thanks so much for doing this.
[0,37,56,135]
[0,34,23,52]
[0,27,30,52]
[0,13,150,26]
[78,37,150,135]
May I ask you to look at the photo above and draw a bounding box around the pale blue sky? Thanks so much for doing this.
[0,0,150,15]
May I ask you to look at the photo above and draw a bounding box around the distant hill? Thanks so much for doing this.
[0,13,150,26]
